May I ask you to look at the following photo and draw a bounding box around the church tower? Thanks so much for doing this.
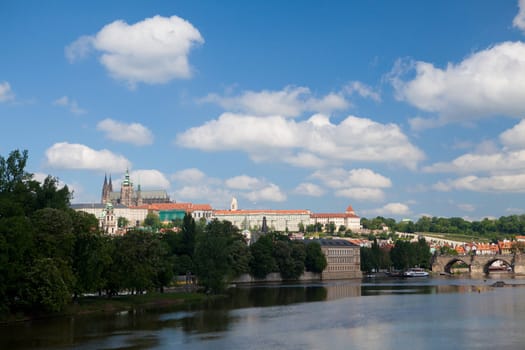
[101,174,110,204]
[120,169,134,206]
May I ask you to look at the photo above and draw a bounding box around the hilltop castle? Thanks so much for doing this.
[101,170,171,207]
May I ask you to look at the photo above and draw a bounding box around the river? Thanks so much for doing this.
[2,275,525,350]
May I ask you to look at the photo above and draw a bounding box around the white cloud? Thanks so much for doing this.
[294,182,325,197]
[392,42,525,128]
[97,118,153,146]
[364,202,411,216]
[171,168,208,184]
[66,15,204,86]
[434,174,525,193]
[171,168,286,206]
[45,142,131,172]
[500,119,525,149]
[176,113,424,169]
[344,81,381,102]
[423,150,525,174]
[200,86,349,117]
[130,169,170,189]
[310,168,391,202]
[514,0,525,33]
[312,168,392,189]
[225,175,262,190]
[0,81,15,102]
[337,187,385,201]
[244,183,286,203]
[53,96,86,115]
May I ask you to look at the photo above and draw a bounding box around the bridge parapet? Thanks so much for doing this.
[432,254,520,275]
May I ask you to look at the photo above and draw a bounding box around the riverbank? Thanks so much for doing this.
[1,289,210,324]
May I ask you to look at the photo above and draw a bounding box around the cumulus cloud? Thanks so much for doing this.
[364,202,411,216]
[312,168,392,189]
[66,15,204,86]
[500,119,525,149]
[129,169,170,189]
[0,81,15,102]
[244,183,286,203]
[423,149,525,174]
[391,42,525,128]
[200,86,349,117]
[514,0,525,33]
[171,169,285,207]
[53,96,86,115]
[309,168,391,202]
[45,142,131,172]
[457,203,475,212]
[337,188,385,201]
[344,81,381,102]
[171,168,208,184]
[97,118,153,146]
[175,113,424,169]
[294,182,325,197]
[225,175,262,190]
[434,174,525,193]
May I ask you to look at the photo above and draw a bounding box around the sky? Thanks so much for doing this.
[2,0,525,221]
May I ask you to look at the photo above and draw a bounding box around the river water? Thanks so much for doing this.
[2,275,525,350]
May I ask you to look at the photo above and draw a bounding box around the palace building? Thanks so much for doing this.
[101,170,171,206]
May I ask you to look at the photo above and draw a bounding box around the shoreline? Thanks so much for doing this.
[1,290,210,325]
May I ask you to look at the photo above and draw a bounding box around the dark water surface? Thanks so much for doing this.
[2,276,525,350]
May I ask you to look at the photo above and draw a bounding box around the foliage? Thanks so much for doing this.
[144,212,161,230]
[305,241,327,273]
[249,234,278,278]
[193,219,242,293]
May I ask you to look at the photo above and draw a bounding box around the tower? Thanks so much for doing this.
[120,169,134,206]
[101,174,111,204]
[231,197,238,211]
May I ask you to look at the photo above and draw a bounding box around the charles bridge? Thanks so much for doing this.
[432,253,525,275]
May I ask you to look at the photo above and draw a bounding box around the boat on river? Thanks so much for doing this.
[403,268,429,277]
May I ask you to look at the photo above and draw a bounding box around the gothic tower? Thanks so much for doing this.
[120,169,134,206]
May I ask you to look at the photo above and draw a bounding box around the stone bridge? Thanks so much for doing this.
[432,253,525,275]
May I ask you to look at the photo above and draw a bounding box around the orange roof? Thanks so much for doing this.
[516,235,525,241]
[214,209,310,215]
[310,213,359,219]
[346,205,355,213]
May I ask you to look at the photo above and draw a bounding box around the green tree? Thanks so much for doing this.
[144,212,161,230]
[305,241,327,273]
[249,234,278,278]
[193,220,233,293]
[20,258,71,313]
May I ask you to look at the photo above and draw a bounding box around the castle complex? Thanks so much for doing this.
[101,170,171,206]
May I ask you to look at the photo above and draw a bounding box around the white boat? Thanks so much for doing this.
[403,268,429,277]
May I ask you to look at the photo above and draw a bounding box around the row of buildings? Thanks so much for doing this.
[71,172,363,279]
[72,173,362,235]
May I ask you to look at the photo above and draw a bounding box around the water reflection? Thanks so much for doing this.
[2,277,525,350]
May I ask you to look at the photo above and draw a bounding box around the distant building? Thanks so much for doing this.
[309,205,361,232]
[316,239,362,279]
[134,202,214,222]
[71,203,149,231]
[212,198,361,233]
[101,170,171,206]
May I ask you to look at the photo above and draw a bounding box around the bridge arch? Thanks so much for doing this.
[483,258,513,274]
[443,258,470,274]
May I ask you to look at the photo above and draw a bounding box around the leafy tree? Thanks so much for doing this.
[144,212,161,230]
[304,241,327,273]
[249,234,278,278]
[20,258,71,313]
[193,219,234,293]
[117,216,129,228]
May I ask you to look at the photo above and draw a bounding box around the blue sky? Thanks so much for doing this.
[2,0,525,220]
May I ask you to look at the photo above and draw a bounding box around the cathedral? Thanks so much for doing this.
[101,170,171,207]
